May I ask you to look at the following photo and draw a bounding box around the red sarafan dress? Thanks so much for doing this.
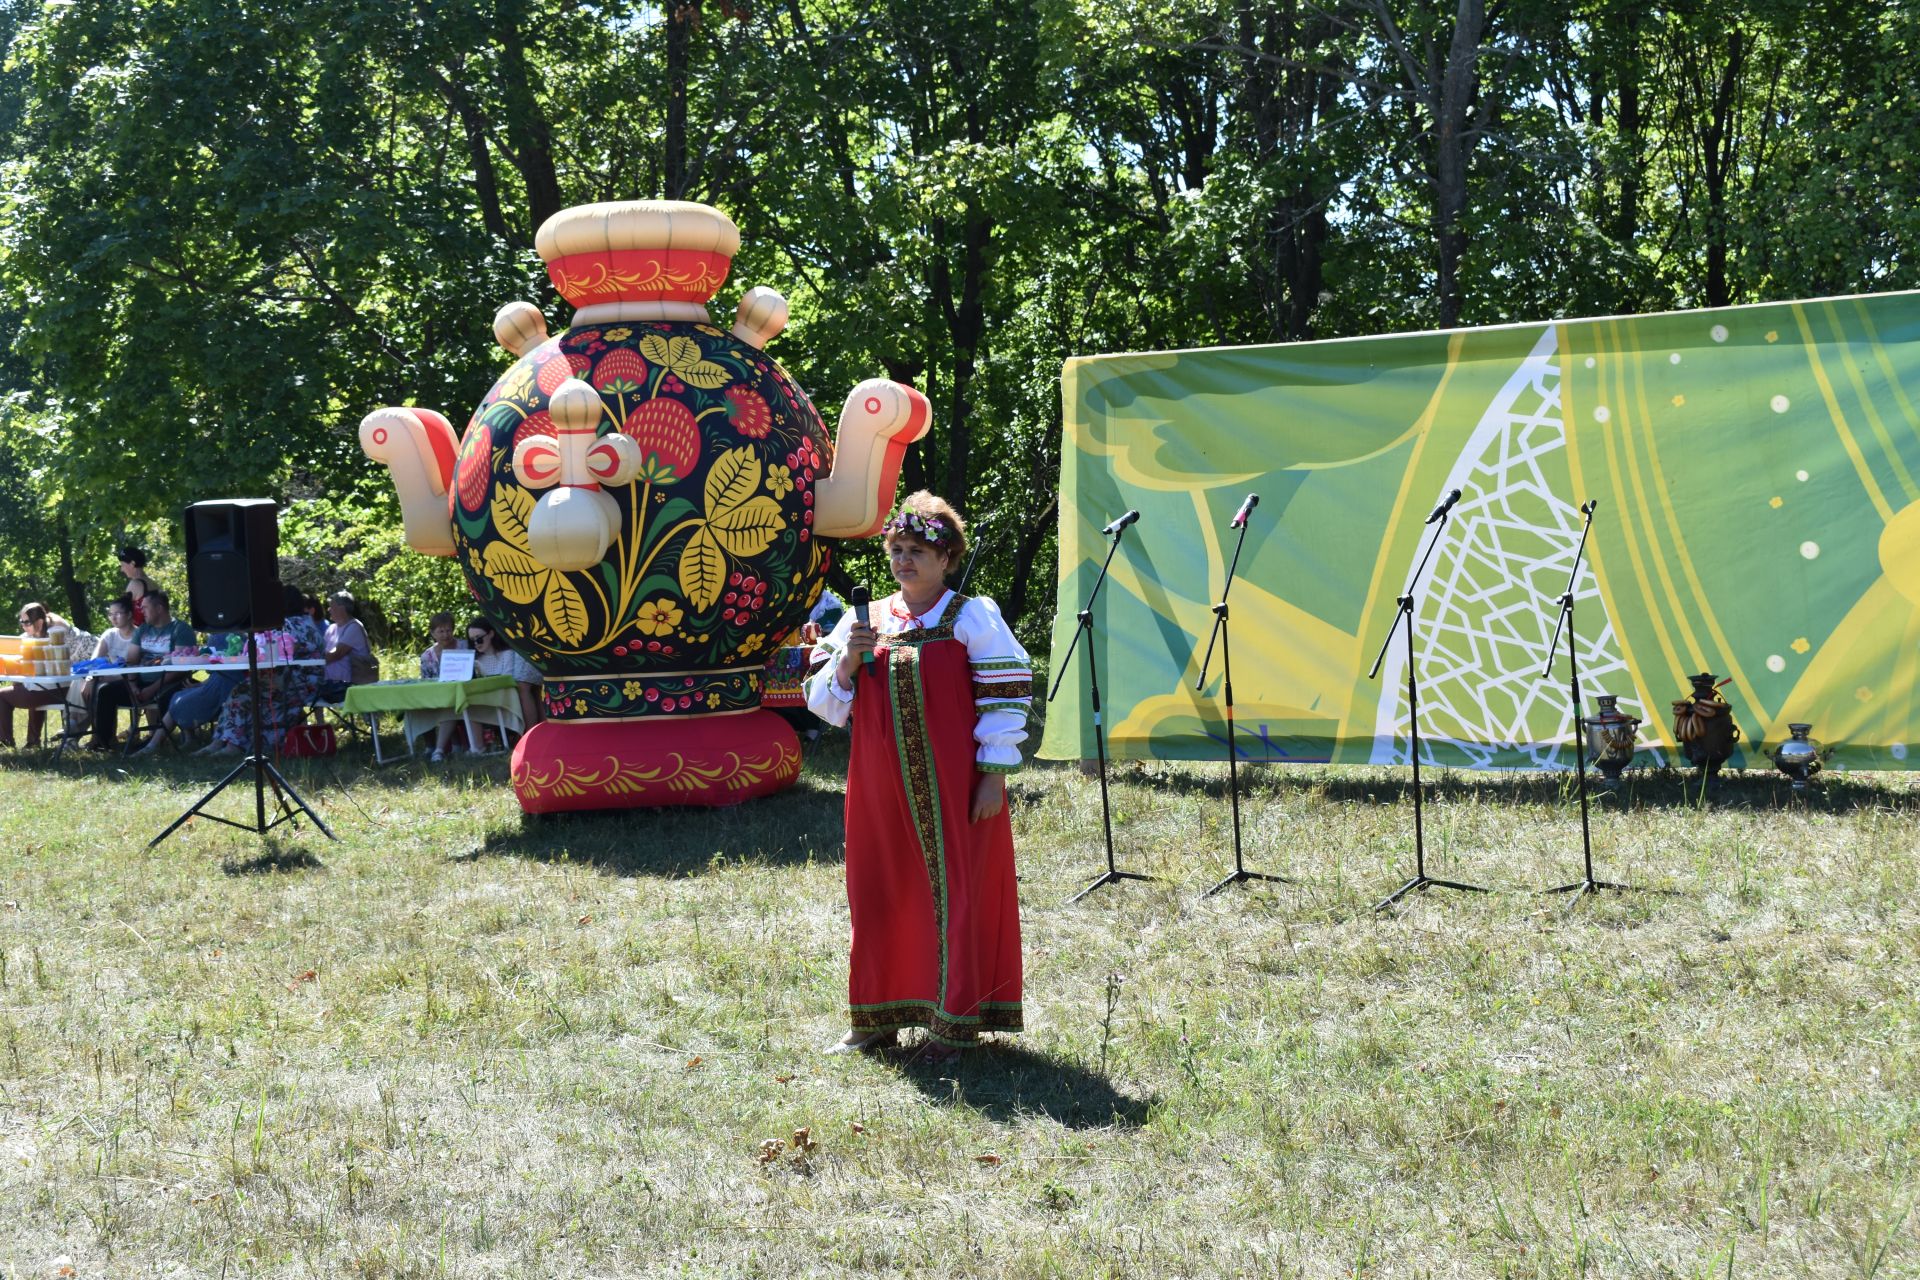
[805,590,1032,1046]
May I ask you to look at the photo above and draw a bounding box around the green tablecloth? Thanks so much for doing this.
[344,675,525,759]
[343,675,516,715]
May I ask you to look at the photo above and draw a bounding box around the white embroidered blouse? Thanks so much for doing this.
[476,646,541,684]
[802,589,1032,774]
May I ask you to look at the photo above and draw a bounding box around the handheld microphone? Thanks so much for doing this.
[1229,493,1259,529]
[1425,488,1463,524]
[851,585,873,665]
[1103,510,1141,537]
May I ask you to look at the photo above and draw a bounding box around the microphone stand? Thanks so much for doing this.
[150,631,336,849]
[957,525,992,594]
[1541,500,1640,906]
[1199,503,1290,896]
[1367,504,1486,910]
[1051,520,1154,904]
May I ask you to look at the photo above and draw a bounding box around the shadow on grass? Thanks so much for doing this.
[1106,758,1920,814]
[0,738,539,792]
[458,775,850,876]
[19,730,1915,824]
[450,734,855,876]
[222,843,327,875]
[275,753,510,792]
[0,745,448,797]
[892,1041,1153,1130]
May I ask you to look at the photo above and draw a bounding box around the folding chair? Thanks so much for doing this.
[37,630,95,757]
[304,693,381,758]
[50,690,90,760]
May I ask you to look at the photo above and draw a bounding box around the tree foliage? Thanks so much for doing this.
[1,0,1915,647]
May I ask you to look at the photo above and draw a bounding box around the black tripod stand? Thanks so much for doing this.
[1051,514,1155,904]
[1199,494,1290,896]
[1541,499,1640,906]
[149,633,336,849]
[1367,492,1486,910]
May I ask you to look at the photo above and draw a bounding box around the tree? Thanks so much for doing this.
[1356,0,1506,328]
[3,0,1919,652]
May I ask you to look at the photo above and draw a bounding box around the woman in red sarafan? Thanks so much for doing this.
[804,491,1032,1058]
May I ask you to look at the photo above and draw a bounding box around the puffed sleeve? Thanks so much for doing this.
[802,606,857,727]
[955,596,1031,773]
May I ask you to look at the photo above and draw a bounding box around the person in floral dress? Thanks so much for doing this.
[201,586,325,755]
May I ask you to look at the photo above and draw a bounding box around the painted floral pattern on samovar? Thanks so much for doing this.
[361,201,928,812]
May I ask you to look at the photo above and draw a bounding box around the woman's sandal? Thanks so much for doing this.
[823,1028,898,1056]
[911,1038,970,1064]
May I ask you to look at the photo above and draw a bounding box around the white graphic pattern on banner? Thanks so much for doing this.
[1370,326,1659,769]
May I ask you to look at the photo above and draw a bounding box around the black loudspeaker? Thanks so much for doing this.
[185,499,280,630]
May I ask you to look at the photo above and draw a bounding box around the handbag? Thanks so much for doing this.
[349,651,381,684]
[279,723,338,758]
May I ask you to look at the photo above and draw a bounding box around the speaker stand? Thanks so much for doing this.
[149,635,336,848]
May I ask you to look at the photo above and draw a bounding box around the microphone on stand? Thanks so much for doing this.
[851,584,873,666]
[1103,510,1141,537]
[1425,488,1463,524]
[1230,493,1259,529]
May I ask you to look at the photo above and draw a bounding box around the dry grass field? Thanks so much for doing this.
[0,733,1915,1278]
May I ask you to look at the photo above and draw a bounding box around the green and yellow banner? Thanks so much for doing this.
[1038,292,1920,771]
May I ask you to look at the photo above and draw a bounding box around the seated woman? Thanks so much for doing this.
[139,625,243,755]
[418,612,465,680]
[69,594,138,739]
[89,595,139,666]
[414,611,474,761]
[318,591,374,701]
[443,617,541,757]
[116,546,159,626]
[198,585,326,757]
[2,602,74,749]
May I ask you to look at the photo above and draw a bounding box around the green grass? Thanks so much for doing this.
[0,738,1916,1278]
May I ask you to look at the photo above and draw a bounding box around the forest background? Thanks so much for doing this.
[0,0,1914,651]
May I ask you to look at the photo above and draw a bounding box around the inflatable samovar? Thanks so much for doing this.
[361,201,928,812]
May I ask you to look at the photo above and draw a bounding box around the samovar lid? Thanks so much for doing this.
[534,201,741,310]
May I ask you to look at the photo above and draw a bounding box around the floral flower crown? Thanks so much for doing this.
[882,509,952,547]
